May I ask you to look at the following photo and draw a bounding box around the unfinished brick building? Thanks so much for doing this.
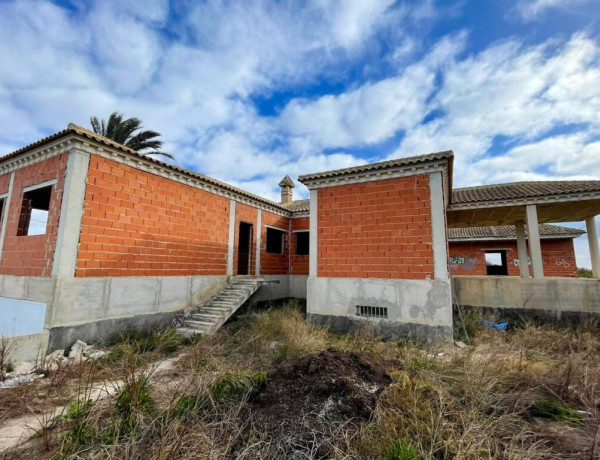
[0,124,599,360]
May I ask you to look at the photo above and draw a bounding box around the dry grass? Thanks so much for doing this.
[2,303,600,459]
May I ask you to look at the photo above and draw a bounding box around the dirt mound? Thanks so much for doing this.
[245,348,392,457]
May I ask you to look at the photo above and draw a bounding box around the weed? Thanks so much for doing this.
[387,438,419,460]
[59,423,97,453]
[58,398,94,421]
[172,393,205,418]
[210,371,266,399]
[529,396,584,426]
[0,335,14,381]
[106,328,184,363]
[194,359,208,372]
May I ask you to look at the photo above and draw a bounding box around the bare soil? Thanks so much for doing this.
[241,348,392,457]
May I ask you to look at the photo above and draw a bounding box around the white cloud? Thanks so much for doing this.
[516,0,590,20]
[392,33,600,186]
[279,33,466,149]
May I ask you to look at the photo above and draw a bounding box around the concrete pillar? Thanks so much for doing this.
[309,189,318,277]
[227,200,236,276]
[52,149,91,277]
[515,221,529,278]
[0,171,15,262]
[255,209,262,275]
[586,215,600,278]
[429,172,448,280]
[525,205,544,278]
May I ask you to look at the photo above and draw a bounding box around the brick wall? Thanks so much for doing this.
[260,211,290,275]
[0,174,10,195]
[233,202,258,275]
[0,153,68,276]
[449,239,578,277]
[317,175,434,279]
[76,155,231,277]
[291,216,309,275]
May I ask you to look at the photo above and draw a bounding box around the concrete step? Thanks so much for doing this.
[184,319,215,329]
[177,327,208,337]
[200,306,232,313]
[191,313,223,321]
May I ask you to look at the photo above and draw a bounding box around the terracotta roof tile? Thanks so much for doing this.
[281,199,310,212]
[298,151,453,182]
[449,224,584,241]
[452,181,600,205]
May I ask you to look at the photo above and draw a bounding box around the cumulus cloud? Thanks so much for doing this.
[516,0,590,20]
[393,33,600,186]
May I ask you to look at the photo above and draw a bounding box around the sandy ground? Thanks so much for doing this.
[0,355,182,452]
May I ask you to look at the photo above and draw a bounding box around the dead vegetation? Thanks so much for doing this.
[1,301,599,459]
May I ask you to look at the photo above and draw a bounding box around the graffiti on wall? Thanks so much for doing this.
[449,256,477,270]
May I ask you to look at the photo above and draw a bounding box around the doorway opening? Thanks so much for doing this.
[237,222,253,275]
[485,250,508,276]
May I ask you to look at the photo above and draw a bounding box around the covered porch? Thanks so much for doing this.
[447,181,600,318]
[447,181,600,279]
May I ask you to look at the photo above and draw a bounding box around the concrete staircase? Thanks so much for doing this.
[176,277,270,336]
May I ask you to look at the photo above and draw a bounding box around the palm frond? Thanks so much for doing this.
[89,112,175,161]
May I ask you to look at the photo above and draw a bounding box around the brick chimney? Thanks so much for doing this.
[278,175,295,204]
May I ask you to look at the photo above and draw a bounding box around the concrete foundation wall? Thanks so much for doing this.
[307,276,453,343]
[6,331,50,362]
[452,276,600,313]
[49,275,227,328]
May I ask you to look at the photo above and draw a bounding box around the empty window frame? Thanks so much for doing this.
[0,198,4,225]
[485,250,508,276]
[266,227,285,254]
[295,231,309,255]
[18,184,53,236]
[356,305,388,318]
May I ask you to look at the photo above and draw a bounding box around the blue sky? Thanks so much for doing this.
[1,0,599,267]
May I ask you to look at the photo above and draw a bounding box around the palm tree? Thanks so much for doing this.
[90,112,175,160]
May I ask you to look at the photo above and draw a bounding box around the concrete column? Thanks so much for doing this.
[0,171,15,262]
[429,172,448,280]
[255,209,262,275]
[52,149,91,277]
[525,205,544,278]
[586,215,600,278]
[227,200,236,276]
[309,189,318,277]
[515,221,529,278]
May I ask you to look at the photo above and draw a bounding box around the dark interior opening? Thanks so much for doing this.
[18,185,52,236]
[237,221,253,275]
[295,231,309,255]
[266,227,284,254]
[485,250,508,276]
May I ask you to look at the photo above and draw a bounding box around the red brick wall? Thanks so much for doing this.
[76,155,231,277]
[0,174,10,195]
[291,217,309,275]
[233,203,258,275]
[449,239,577,277]
[260,211,290,275]
[0,154,68,276]
[317,175,434,279]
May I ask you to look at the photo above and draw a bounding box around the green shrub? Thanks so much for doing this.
[578,267,593,278]
[210,371,267,400]
[116,376,156,420]
[529,396,583,426]
[59,423,97,455]
[387,438,419,460]
[58,399,93,421]
[172,394,205,418]
[105,328,184,363]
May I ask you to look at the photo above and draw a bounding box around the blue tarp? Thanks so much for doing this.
[481,319,508,331]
